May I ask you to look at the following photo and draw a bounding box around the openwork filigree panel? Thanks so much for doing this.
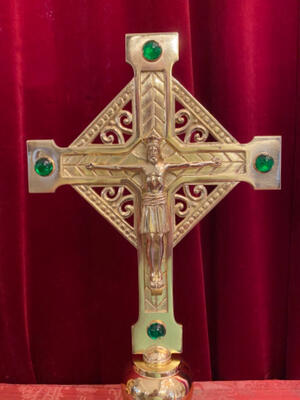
[175,101,217,144]
[91,100,134,145]
[172,78,237,144]
[174,184,211,224]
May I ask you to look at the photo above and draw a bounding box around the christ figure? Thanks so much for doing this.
[87,132,221,294]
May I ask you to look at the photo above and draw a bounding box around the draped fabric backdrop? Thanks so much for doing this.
[0,0,299,384]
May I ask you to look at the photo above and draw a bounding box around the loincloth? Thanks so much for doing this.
[140,192,170,234]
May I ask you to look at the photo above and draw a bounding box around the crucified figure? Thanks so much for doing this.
[87,132,221,294]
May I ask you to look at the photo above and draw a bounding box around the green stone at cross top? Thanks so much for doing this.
[143,40,162,61]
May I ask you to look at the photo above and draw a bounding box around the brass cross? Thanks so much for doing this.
[27,33,281,364]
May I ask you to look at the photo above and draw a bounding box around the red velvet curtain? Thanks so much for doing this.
[0,0,299,384]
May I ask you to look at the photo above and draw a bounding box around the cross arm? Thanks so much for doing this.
[166,136,281,190]
[27,140,141,193]
[86,162,143,171]
[165,158,220,170]
[165,135,281,248]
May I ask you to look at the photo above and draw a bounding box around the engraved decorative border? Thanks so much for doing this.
[173,182,238,247]
[172,78,237,144]
[144,290,168,313]
[73,184,137,247]
[71,79,134,147]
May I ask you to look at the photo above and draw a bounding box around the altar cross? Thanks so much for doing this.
[27,33,281,359]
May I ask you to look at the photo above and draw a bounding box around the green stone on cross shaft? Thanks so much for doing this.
[147,322,166,339]
[143,40,162,61]
[34,157,54,176]
[255,154,274,173]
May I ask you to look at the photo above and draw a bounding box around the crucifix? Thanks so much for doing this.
[27,33,281,400]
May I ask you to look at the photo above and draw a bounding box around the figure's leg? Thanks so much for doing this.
[152,234,164,286]
[146,233,155,279]
[157,233,164,278]
[150,234,165,291]
[145,233,166,293]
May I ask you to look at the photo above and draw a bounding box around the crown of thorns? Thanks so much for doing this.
[143,132,163,145]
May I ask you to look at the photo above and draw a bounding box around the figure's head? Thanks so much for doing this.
[144,132,162,164]
[147,143,160,164]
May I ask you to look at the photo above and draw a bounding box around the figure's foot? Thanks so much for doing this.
[150,272,165,295]
[150,272,164,286]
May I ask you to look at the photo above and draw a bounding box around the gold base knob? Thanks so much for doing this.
[122,356,192,400]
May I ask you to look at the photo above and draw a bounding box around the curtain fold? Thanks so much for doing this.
[0,0,298,384]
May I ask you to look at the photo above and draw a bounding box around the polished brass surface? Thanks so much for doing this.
[134,358,180,378]
[123,357,191,400]
[27,32,281,400]
[143,345,171,366]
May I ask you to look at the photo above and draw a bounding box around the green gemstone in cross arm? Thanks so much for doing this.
[255,154,274,173]
[34,157,54,176]
[143,40,162,61]
[147,322,166,339]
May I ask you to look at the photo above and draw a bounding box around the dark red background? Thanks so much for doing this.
[0,0,299,384]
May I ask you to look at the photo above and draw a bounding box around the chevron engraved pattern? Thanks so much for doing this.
[144,286,168,313]
[62,153,132,179]
[141,72,166,137]
[165,151,246,187]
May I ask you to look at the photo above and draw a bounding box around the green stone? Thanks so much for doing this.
[143,40,162,61]
[255,154,274,173]
[34,157,54,176]
[147,322,166,339]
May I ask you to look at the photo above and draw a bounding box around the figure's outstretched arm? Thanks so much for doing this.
[166,157,221,170]
[86,163,142,171]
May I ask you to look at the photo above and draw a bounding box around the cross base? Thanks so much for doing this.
[123,356,191,400]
